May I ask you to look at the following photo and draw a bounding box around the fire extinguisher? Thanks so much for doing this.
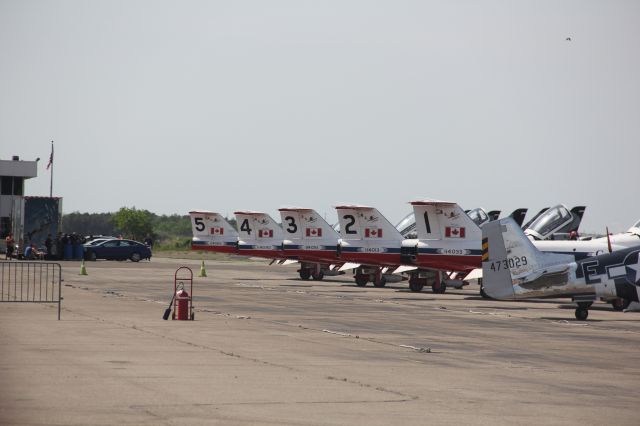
[175,288,190,320]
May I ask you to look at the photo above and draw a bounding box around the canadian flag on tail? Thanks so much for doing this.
[306,228,322,237]
[365,228,383,238]
[259,229,274,238]
[211,227,224,235]
[445,226,466,238]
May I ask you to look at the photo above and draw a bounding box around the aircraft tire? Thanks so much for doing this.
[373,276,386,288]
[409,278,423,292]
[311,271,324,281]
[575,308,589,321]
[299,269,311,280]
[432,281,447,294]
[610,298,630,311]
[355,274,368,287]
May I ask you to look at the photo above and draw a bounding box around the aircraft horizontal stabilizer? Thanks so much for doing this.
[339,262,361,271]
[464,268,483,281]
[393,265,418,274]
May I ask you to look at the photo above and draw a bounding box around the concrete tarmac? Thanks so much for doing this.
[1,257,639,425]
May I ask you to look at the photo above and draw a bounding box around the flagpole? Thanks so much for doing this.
[49,141,54,197]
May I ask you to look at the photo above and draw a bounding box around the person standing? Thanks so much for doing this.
[45,234,53,259]
[55,232,63,260]
[5,233,15,260]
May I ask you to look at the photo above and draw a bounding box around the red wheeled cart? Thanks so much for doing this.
[173,267,194,320]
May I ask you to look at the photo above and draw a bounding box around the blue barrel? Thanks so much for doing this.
[73,244,84,260]
[63,244,72,260]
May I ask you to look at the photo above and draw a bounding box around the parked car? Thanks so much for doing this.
[84,235,117,245]
[85,238,116,246]
[84,239,152,262]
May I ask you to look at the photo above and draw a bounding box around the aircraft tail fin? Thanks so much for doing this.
[482,217,574,299]
[567,206,587,233]
[411,200,481,241]
[487,210,501,221]
[509,208,528,227]
[278,208,339,241]
[234,211,284,242]
[335,205,403,241]
[189,211,238,239]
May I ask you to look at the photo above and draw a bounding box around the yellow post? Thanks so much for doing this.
[79,259,88,275]
[199,260,207,277]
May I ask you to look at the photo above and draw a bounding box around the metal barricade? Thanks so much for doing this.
[0,261,63,320]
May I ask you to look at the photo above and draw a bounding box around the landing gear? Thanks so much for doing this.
[355,274,368,287]
[311,271,324,281]
[432,281,447,294]
[431,272,446,294]
[373,275,386,288]
[299,269,311,280]
[409,277,424,292]
[611,298,630,311]
[575,308,589,321]
[574,301,592,321]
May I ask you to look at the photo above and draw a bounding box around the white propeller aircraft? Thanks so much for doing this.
[482,217,640,320]
[524,204,586,240]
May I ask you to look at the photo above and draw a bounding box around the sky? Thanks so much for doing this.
[1,0,639,233]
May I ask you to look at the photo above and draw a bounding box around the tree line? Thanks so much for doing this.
[61,208,222,249]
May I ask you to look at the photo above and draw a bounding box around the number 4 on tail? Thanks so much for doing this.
[240,219,252,235]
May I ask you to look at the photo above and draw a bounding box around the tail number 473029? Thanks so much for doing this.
[490,256,528,271]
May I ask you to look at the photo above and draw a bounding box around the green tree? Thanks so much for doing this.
[62,212,115,236]
[112,207,154,241]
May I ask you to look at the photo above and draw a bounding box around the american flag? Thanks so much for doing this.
[46,143,54,170]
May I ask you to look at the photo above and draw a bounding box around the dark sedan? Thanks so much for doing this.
[84,239,152,262]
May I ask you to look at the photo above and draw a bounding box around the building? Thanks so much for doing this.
[0,156,38,251]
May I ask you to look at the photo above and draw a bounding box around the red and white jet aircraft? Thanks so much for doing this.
[278,207,342,280]
[400,200,483,292]
[234,211,288,260]
[334,205,406,287]
[189,210,239,254]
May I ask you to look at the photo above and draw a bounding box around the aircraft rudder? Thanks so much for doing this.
[509,208,529,228]
[364,207,403,241]
[190,211,237,238]
[481,219,515,299]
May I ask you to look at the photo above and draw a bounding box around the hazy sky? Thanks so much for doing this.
[1,1,639,233]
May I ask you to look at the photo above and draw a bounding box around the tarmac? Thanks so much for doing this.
[1,257,639,425]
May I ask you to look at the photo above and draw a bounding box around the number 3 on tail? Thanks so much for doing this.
[284,216,297,234]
